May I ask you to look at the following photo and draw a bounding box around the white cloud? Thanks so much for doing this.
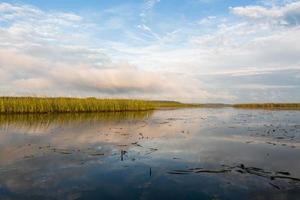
[0,46,215,101]
[0,2,224,102]
[140,0,160,21]
[231,1,300,25]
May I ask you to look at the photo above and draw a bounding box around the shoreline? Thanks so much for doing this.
[0,97,299,113]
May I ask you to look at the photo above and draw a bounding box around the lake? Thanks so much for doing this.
[0,108,299,200]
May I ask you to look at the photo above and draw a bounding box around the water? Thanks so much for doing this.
[0,108,300,200]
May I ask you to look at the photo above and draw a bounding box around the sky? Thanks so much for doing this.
[0,0,299,103]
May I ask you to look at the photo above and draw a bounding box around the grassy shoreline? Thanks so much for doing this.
[0,97,299,113]
[0,97,199,114]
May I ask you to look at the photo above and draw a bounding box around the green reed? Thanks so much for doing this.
[0,97,196,114]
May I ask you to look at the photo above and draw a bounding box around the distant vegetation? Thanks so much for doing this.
[148,100,201,108]
[0,97,199,114]
[233,103,300,110]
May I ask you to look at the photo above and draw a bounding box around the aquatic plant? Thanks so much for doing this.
[0,97,197,113]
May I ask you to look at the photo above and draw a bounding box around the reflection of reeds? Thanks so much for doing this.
[0,97,197,113]
[0,111,153,130]
[233,103,300,110]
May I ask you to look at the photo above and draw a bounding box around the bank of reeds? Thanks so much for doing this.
[0,97,196,114]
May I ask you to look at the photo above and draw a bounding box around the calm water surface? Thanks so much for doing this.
[0,108,300,200]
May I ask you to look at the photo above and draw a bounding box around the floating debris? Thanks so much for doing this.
[132,142,142,147]
[168,164,300,186]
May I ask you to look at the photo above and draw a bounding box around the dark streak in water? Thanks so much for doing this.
[168,164,300,187]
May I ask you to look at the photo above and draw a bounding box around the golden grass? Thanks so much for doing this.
[0,97,197,114]
[3,97,298,113]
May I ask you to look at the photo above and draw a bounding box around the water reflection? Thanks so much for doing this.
[0,108,299,200]
[0,111,153,131]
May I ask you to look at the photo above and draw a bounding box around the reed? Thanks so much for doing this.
[0,97,195,114]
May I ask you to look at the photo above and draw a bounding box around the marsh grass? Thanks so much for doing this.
[3,97,297,114]
[0,97,195,114]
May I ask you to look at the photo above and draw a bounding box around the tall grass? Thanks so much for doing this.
[0,97,197,114]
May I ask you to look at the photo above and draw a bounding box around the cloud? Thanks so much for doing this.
[50,62,168,94]
[0,2,221,102]
[231,1,300,25]
[140,0,160,22]
[0,44,210,101]
[144,0,160,9]
[137,0,161,40]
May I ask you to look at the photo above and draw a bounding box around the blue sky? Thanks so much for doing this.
[3,0,254,13]
[0,0,300,102]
